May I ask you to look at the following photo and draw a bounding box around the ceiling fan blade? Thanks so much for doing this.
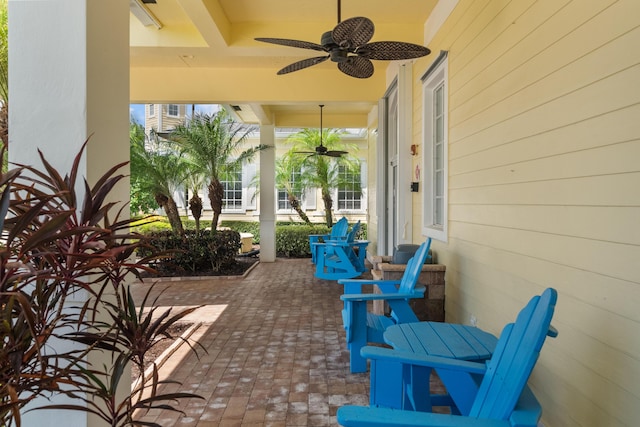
[255,37,326,52]
[356,41,431,60]
[277,55,330,75]
[332,17,374,49]
[338,56,374,78]
[324,150,348,157]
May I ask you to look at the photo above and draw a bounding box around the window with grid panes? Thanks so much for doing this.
[221,165,243,211]
[422,53,448,242]
[337,165,361,210]
[167,104,179,117]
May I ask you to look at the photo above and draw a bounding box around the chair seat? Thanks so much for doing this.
[367,313,394,343]
[367,313,394,334]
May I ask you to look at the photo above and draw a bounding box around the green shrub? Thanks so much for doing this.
[133,220,173,234]
[275,225,330,258]
[355,222,367,240]
[138,230,240,274]
[220,220,261,244]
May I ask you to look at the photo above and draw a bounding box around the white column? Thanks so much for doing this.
[259,125,276,262]
[9,1,129,426]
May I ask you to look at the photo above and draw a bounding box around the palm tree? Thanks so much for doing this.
[130,123,186,235]
[275,153,311,224]
[168,110,268,234]
[286,128,360,227]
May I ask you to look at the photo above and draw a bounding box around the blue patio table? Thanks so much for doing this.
[367,322,498,414]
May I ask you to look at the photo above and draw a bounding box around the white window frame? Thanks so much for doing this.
[221,164,244,213]
[148,103,155,117]
[335,161,366,213]
[422,53,448,242]
[167,104,179,117]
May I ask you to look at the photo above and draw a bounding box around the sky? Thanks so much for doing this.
[129,104,220,123]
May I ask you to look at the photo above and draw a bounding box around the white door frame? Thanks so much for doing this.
[376,64,414,255]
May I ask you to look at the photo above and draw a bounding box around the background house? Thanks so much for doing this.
[140,103,369,225]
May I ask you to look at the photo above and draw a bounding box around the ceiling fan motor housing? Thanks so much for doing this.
[321,31,348,63]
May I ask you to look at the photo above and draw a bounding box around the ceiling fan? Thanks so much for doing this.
[295,105,348,157]
[255,0,431,78]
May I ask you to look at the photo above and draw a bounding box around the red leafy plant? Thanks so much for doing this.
[0,142,203,426]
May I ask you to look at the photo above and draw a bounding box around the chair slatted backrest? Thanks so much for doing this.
[330,217,349,239]
[345,221,361,243]
[397,238,432,294]
[470,288,558,420]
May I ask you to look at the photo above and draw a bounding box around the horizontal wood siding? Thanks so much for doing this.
[412,0,640,425]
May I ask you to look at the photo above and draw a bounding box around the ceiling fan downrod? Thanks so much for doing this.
[319,104,325,147]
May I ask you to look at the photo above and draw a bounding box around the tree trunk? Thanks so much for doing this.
[208,178,224,235]
[155,193,185,235]
[189,194,203,233]
[288,194,311,225]
[321,189,333,227]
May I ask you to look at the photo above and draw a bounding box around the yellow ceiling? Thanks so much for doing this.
[130,0,438,127]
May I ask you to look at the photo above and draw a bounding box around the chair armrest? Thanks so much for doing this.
[338,279,402,295]
[324,240,353,247]
[338,279,401,286]
[361,346,488,375]
[309,234,330,241]
[340,286,425,302]
[337,406,511,427]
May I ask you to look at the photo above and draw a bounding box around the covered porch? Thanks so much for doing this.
[8,1,640,426]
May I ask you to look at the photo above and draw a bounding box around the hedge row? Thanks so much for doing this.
[138,230,240,275]
[135,220,367,271]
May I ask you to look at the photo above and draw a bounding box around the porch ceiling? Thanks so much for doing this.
[129,0,437,127]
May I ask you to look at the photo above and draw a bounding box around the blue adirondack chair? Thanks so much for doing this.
[309,216,349,264]
[314,221,369,281]
[337,288,558,427]
[338,239,432,373]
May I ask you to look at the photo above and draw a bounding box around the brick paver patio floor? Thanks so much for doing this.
[130,257,442,426]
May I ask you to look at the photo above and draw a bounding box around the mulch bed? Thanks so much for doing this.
[131,322,193,384]
[141,256,258,278]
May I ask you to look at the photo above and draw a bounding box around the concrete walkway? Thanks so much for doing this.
[131,258,371,426]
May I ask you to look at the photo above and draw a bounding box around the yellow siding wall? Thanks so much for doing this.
[411,0,640,425]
